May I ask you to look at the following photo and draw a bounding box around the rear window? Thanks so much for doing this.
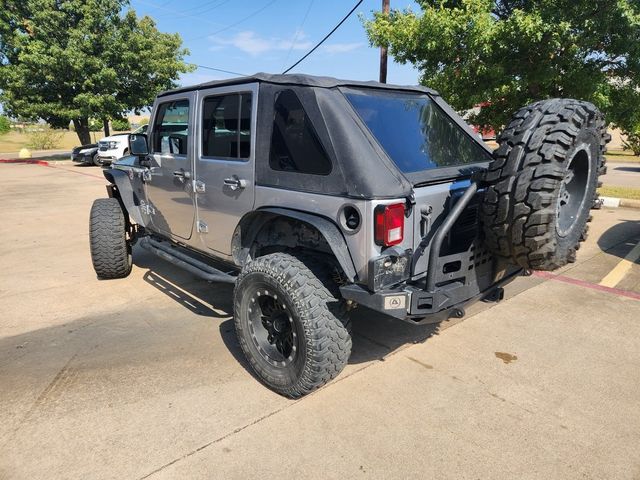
[343,89,490,173]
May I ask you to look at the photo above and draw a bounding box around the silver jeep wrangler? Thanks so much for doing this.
[89,73,608,397]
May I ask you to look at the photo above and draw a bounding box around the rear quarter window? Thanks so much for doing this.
[269,89,332,175]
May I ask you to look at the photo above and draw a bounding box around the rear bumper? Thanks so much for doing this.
[340,266,523,324]
[340,178,524,323]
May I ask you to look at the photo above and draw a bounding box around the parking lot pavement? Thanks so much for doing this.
[1,162,639,480]
[603,161,640,189]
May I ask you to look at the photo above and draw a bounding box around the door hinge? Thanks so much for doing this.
[194,180,206,193]
[197,220,208,233]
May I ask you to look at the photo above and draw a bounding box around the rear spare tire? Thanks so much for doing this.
[481,99,609,270]
[89,198,132,279]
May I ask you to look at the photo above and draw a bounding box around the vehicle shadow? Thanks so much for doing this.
[597,219,640,259]
[611,165,640,173]
[133,246,441,368]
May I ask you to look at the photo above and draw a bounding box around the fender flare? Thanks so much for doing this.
[232,207,357,282]
[103,169,146,226]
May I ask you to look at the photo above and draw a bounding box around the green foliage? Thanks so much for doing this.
[138,117,149,126]
[363,1,640,131]
[26,126,64,150]
[111,118,131,131]
[0,116,10,135]
[0,0,195,143]
[622,130,640,156]
[88,119,103,132]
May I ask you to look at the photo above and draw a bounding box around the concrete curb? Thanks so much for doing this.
[0,159,50,166]
[600,196,640,209]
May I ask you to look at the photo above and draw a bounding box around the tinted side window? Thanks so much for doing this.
[152,100,189,155]
[202,93,252,159]
[269,90,331,175]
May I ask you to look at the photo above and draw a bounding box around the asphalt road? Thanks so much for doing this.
[604,161,640,188]
[1,162,639,479]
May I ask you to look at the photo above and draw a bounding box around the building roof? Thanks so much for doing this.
[159,72,438,98]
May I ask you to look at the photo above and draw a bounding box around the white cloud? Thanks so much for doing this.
[321,42,365,54]
[209,30,313,56]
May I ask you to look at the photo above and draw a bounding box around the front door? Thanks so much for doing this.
[145,93,196,240]
[194,84,257,255]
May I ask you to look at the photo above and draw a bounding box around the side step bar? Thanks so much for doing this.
[139,237,236,284]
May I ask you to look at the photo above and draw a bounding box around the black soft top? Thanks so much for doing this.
[157,73,488,199]
[159,72,440,98]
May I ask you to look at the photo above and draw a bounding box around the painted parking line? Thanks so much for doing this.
[599,241,640,288]
[534,271,640,301]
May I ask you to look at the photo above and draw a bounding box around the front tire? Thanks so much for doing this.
[89,198,132,279]
[92,153,102,166]
[234,253,351,398]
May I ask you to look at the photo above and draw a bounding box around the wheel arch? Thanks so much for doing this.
[103,169,147,227]
[231,208,357,282]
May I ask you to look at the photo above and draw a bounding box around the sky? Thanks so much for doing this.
[128,0,422,87]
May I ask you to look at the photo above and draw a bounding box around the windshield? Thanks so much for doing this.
[343,88,491,173]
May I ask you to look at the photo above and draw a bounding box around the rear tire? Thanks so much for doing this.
[234,253,351,398]
[92,153,102,166]
[89,198,132,279]
[481,99,609,270]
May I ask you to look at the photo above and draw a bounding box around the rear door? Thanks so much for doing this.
[194,84,257,256]
[145,92,196,240]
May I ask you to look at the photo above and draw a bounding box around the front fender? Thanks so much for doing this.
[232,207,357,282]
[103,168,147,227]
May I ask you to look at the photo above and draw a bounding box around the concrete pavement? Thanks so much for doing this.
[603,161,640,189]
[1,162,639,480]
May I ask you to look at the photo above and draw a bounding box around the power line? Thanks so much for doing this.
[282,0,364,74]
[281,0,315,70]
[185,0,278,42]
[193,64,247,76]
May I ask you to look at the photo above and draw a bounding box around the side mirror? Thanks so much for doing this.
[129,134,149,156]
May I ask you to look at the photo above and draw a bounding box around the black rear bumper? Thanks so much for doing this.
[340,179,523,323]
[340,266,522,324]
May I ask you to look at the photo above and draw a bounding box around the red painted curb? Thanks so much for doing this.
[0,159,50,165]
[534,271,640,301]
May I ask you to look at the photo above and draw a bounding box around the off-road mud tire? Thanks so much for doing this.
[89,198,132,279]
[481,99,610,270]
[234,252,352,398]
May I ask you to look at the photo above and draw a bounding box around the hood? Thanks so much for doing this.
[99,134,129,143]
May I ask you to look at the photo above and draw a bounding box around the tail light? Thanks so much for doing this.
[374,203,405,247]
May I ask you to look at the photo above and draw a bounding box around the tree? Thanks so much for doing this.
[0,0,194,145]
[0,115,10,134]
[111,117,130,131]
[363,0,640,133]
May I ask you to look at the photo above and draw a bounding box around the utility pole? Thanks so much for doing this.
[379,0,390,83]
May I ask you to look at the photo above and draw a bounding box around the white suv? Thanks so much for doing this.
[97,124,148,165]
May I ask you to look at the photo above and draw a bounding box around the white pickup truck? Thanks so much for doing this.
[97,124,148,165]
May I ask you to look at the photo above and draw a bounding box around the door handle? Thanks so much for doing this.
[223,176,247,191]
[173,169,191,180]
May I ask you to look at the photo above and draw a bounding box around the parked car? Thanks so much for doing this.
[71,143,100,166]
[88,73,608,398]
[97,124,148,165]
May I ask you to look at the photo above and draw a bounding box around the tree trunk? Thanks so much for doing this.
[73,118,91,145]
[102,118,110,137]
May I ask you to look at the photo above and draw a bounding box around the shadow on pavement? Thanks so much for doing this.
[597,219,640,259]
[133,246,441,368]
[611,165,640,173]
